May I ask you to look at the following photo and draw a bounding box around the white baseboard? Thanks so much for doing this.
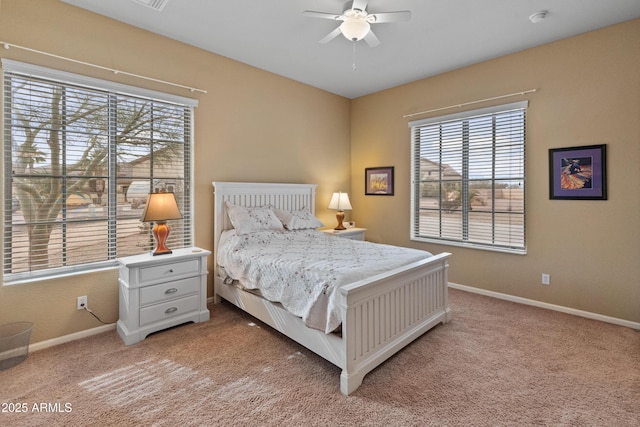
[448,282,640,330]
[29,324,116,353]
[26,287,637,353]
[29,299,220,353]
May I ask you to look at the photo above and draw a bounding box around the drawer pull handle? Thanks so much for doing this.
[165,288,178,294]
[165,307,178,314]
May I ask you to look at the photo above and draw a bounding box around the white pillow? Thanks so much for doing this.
[273,207,324,230]
[225,202,284,235]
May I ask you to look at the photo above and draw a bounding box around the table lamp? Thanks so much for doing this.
[141,191,183,256]
[328,192,352,230]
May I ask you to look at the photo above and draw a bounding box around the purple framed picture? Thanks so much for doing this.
[549,144,607,200]
[365,166,394,196]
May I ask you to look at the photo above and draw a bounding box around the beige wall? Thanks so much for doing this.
[0,0,351,343]
[1,1,637,345]
[350,19,640,323]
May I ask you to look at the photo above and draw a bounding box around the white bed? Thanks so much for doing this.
[212,182,451,395]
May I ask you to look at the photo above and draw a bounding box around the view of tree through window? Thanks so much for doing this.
[410,102,526,253]
[3,66,193,280]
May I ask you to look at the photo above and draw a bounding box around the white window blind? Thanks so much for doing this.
[3,61,194,282]
[409,101,527,253]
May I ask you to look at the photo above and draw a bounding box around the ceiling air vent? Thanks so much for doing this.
[131,0,169,12]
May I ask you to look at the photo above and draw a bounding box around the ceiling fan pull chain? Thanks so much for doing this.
[352,42,357,71]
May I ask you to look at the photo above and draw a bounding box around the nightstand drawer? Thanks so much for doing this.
[139,276,200,306]
[139,259,200,284]
[321,228,366,241]
[339,234,364,241]
[139,294,200,326]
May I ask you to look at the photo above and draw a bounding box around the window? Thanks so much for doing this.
[3,60,196,282]
[410,101,526,253]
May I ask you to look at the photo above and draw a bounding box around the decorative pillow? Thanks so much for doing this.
[225,202,284,235]
[273,207,324,230]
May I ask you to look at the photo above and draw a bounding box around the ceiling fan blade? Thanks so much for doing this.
[302,11,343,21]
[364,30,380,47]
[351,0,369,13]
[368,11,412,23]
[319,26,343,44]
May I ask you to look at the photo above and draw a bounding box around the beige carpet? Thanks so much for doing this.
[1,289,638,426]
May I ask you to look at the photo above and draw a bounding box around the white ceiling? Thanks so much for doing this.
[61,0,640,99]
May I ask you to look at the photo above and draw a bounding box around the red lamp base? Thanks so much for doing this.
[151,221,173,256]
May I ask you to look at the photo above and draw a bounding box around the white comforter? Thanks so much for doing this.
[217,229,433,333]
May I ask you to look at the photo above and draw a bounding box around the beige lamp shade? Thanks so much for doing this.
[328,192,352,211]
[141,192,182,223]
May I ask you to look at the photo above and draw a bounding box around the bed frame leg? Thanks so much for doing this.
[213,278,222,304]
[340,370,364,395]
[444,306,452,323]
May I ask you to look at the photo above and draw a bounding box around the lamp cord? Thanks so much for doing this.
[83,306,115,325]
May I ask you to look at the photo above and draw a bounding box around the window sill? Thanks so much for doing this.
[411,236,526,255]
[2,263,119,286]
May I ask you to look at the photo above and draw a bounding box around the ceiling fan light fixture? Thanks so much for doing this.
[340,17,370,41]
[303,2,411,46]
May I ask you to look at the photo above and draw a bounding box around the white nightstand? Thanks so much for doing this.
[116,247,211,345]
[320,227,366,241]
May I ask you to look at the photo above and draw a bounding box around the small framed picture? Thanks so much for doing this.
[549,144,607,200]
[365,166,394,196]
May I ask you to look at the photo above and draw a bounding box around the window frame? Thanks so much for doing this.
[409,101,527,254]
[2,59,197,284]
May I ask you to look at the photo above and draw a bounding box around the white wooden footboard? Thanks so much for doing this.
[214,251,450,395]
[339,252,450,394]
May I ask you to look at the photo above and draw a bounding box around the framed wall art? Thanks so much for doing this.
[549,144,607,200]
[365,166,394,196]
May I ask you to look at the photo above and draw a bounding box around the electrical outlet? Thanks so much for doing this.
[77,295,87,310]
[541,273,550,285]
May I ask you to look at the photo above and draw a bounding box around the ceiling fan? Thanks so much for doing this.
[303,0,411,47]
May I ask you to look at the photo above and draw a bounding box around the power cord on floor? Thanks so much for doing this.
[82,305,115,325]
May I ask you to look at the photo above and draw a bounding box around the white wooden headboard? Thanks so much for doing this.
[212,181,318,256]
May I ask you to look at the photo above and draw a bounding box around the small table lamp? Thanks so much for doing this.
[328,192,352,230]
[141,191,183,256]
